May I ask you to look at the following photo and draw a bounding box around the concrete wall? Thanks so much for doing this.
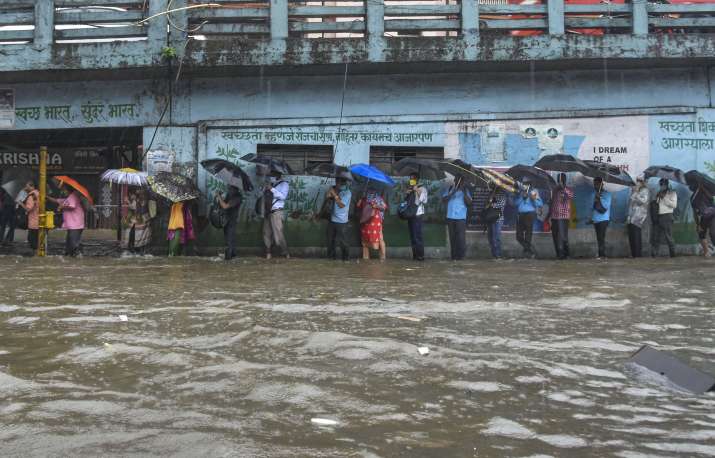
[3,66,715,257]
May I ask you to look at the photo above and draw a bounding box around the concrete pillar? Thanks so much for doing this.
[548,0,565,36]
[461,0,479,60]
[632,0,648,35]
[148,0,169,44]
[168,0,189,47]
[271,0,289,40]
[33,0,54,50]
[367,0,385,62]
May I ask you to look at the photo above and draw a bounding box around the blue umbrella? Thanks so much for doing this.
[349,163,396,187]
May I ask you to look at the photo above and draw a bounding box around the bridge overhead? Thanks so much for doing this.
[2,0,715,79]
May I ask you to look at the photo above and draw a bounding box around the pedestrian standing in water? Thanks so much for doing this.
[325,176,352,261]
[591,177,611,259]
[550,173,574,260]
[21,181,40,253]
[216,185,242,261]
[626,175,650,258]
[405,173,428,261]
[442,176,472,261]
[0,187,16,245]
[689,181,715,257]
[651,177,678,257]
[263,171,290,259]
[357,187,388,261]
[167,200,196,256]
[513,180,543,259]
[483,184,506,260]
[47,184,86,257]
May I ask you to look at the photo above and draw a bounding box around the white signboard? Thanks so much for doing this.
[145,148,175,176]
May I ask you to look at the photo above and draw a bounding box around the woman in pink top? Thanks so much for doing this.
[22,181,40,251]
[47,184,86,257]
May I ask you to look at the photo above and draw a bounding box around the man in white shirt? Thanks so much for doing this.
[263,171,290,259]
[652,177,678,258]
[406,173,428,261]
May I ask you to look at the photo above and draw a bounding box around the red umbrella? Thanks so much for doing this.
[53,175,94,205]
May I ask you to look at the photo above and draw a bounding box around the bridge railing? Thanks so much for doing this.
[2,0,715,48]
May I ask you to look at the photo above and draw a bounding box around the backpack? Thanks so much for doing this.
[398,192,418,220]
[479,206,501,225]
[209,202,227,229]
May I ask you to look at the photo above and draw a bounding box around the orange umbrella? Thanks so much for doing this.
[53,175,94,205]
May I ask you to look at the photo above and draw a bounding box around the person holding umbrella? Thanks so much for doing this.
[689,180,715,257]
[325,175,352,261]
[550,173,574,260]
[47,181,86,257]
[357,186,388,261]
[263,171,290,260]
[590,177,611,259]
[513,179,543,259]
[216,185,243,261]
[626,175,651,258]
[21,181,39,252]
[484,184,506,260]
[405,173,428,261]
[651,177,678,258]
[442,176,472,261]
[0,187,15,246]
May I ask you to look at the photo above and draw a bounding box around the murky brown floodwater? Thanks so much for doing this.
[0,255,714,457]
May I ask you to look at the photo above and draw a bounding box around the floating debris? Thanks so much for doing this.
[418,346,430,356]
[311,418,339,426]
[118,315,129,322]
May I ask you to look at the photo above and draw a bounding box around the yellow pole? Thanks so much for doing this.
[37,146,47,257]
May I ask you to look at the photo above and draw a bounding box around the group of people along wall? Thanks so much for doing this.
[189,111,715,250]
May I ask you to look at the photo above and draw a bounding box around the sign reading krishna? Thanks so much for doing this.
[0,148,108,174]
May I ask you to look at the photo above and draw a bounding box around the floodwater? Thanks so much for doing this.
[0,256,714,457]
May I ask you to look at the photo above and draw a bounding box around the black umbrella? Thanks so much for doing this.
[643,165,686,184]
[240,153,293,176]
[438,159,487,187]
[1,167,34,200]
[506,164,557,190]
[305,163,353,181]
[685,170,715,195]
[583,160,635,186]
[147,172,200,202]
[201,159,254,192]
[393,157,445,181]
[534,154,591,174]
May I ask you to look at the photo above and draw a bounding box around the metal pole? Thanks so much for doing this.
[38,146,47,257]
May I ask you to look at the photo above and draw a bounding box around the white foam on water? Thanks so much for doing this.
[675,298,698,304]
[0,305,19,312]
[448,381,511,393]
[552,363,626,380]
[537,434,588,448]
[634,323,690,331]
[539,296,631,310]
[546,392,596,408]
[686,289,705,294]
[643,442,715,455]
[0,372,36,394]
[39,400,125,416]
[515,375,549,384]
[6,316,39,325]
[482,417,535,440]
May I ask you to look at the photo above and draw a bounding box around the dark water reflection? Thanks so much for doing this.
[0,256,714,457]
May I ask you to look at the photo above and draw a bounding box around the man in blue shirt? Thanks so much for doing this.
[326,176,352,261]
[442,176,472,260]
[513,180,543,258]
[591,177,611,258]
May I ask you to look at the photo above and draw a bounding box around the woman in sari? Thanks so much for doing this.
[122,188,154,254]
[357,188,388,260]
[167,200,196,256]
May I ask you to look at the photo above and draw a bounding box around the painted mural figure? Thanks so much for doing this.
[357,188,388,261]
[651,178,678,258]
[484,185,506,260]
[405,173,428,261]
[591,177,611,259]
[442,177,472,261]
[21,181,39,252]
[263,171,290,260]
[216,185,242,261]
[513,179,543,259]
[626,175,651,258]
[47,184,85,257]
[325,177,351,261]
[550,173,574,260]
[690,181,715,257]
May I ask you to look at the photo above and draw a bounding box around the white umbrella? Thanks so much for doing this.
[101,168,149,187]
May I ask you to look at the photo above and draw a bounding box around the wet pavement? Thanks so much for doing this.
[0,255,714,457]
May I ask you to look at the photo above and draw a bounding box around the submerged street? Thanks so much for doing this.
[0,256,714,457]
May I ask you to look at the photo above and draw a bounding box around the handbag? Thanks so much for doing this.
[359,200,374,224]
[479,206,501,225]
[318,196,332,221]
[398,192,418,220]
[15,207,28,230]
[209,202,228,229]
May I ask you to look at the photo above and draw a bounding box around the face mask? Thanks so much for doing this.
[409,179,417,186]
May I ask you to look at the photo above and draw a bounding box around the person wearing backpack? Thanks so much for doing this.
[402,173,428,261]
[550,173,574,260]
[263,171,290,259]
[325,176,352,261]
[216,185,243,261]
[483,185,506,260]
[651,177,678,258]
